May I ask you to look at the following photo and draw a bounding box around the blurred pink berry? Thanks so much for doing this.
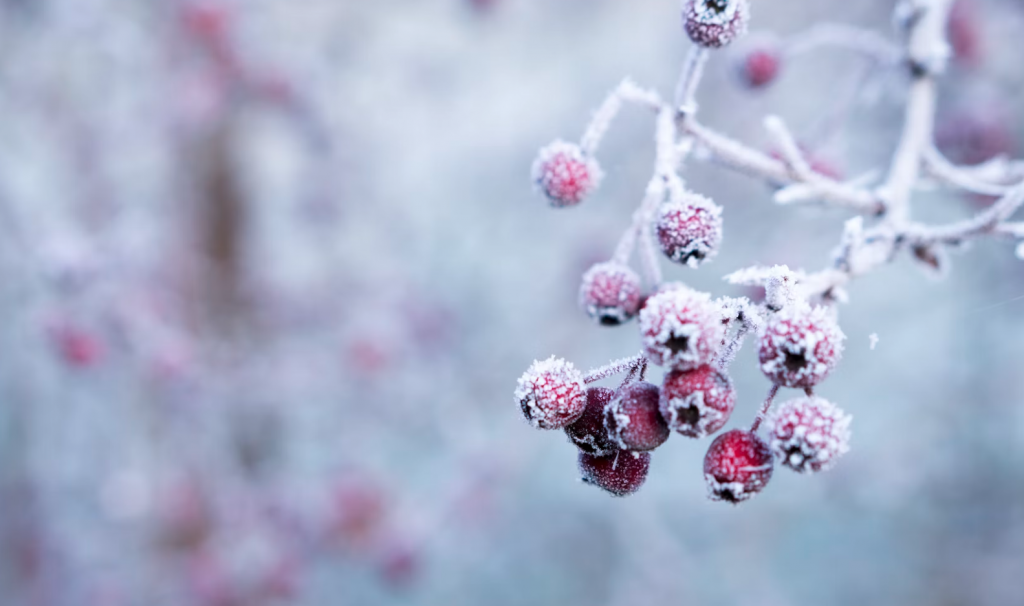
[579,450,651,497]
[531,141,602,207]
[654,192,723,267]
[936,110,1015,166]
[947,0,982,66]
[180,3,230,41]
[683,0,749,49]
[331,481,387,548]
[766,396,852,473]
[604,381,669,452]
[514,356,586,429]
[565,387,618,455]
[51,324,103,369]
[739,46,780,88]
[758,304,845,388]
[639,286,724,370]
[378,542,420,588]
[703,429,773,503]
[156,478,213,553]
[660,365,736,438]
[579,262,643,326]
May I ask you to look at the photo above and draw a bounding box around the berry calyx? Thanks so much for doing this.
[766,396,852,473]
[579,450,651,497]
[514,356,586,429]
[639,286,724,370]
[683,0,750,49]
[531,141,602,208]
[604,381,669,452]
[654,192,723,267]
[660,365,736,438]
[565,387,618,455]
[579,262,643,326]
[703,429,773,503]
[758,304,845,388]
[739,45,781,89]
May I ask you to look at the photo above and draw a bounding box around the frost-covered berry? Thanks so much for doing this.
[514,356,586,429]
[654,192,723,267]
[660,365,736,438]
[683,0,749,49]
[639,286,724,370]
[604,381,669,452]
[758,304,845,388]
[703,429,773,503]
[766,396,851,473]
[565,387,618,455]
[579,262,642,326]
[579,450,651,497]
[531,140,602,208]
[739,46,780,89]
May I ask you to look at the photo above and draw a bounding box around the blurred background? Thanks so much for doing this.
[0,0,1023,604]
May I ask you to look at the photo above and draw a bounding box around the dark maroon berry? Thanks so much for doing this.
[579,450,651,497]
[565,387,618,455]
[703,429,773,503]
[604,381,669,452]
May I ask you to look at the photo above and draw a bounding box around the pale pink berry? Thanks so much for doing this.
[579,450,650,497]
[604,381,669,452]
[703,429,773,503]
[639,286,724,370]
[758,304,845,388]
[683,0,750,49]
[766,396,851,473]
[579,262,643,326]
[514,356,586,429]
[531,141,602,208]
[740,46,781,89]
[654,193,723,267]
[660,365,736,438]
[565,387,618,455]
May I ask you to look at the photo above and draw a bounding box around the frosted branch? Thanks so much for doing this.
[584,353,647,384]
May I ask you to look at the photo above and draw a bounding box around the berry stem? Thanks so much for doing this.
[782,22,902,63]
[583,353,646,384]
[674,46,709,115]
[750,384,780,433]
[580,79,663,156]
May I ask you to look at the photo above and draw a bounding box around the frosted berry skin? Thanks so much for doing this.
[565,387,618,456]
[659,365,736,438]
[654,193,723,267]
[514,356,586,429]
[766,396,852,473]
[579,262,643,326]
[683,0,750,49]
[638,286,724,370]
[604,381,669,452]
[579,450,651,497]
[703,429,773,503]
[740,46,780,89]
[531,140,602,208]
[758,304,845,388]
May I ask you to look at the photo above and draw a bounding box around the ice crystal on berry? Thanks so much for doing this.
[703,429,773,503]
[579,450,651,497]
[531,140,602,208]
[604,381,669,452]
[683,0,750,49]
[579,262,643,326]
[766,396,851,473]
[660,365,736,438]
[654,192,723,267]
[639,286,724,370]
[758,304,845,388]
[514,356,586,429]
[565,387,618,455]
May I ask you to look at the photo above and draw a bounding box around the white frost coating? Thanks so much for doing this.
[724,264,804,311]
[765,396,851,473]
[531,140,603,207]
[758,303,846,388]
[869,333,879,350]
[583,353,645,384]
[639,286,725,369]
[514,356,586,429]
[653,191,723,267]
[1016,241,1024,260]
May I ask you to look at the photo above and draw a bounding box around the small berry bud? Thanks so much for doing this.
[766,396,851,473]
[579,450,651,497]
[639,286,724,370]
[683,0,750,49]
[758,304,845,388]
[579,262,643,326]
[654,192,723,267]
[703,429,773,503]
[739,45,781,89]
[660,365,736,438]
[565,387,618,455]
[531,141,602,208]
[514,356,586,429]
[604,381,669,452]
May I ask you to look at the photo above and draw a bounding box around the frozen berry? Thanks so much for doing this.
[758,304,845,388]
[639,286,724,370]
[660,365,736,438]
[579,262,643,326]
[654,192,723,267]
[514,356,586,429]
[683,0,749,49]
[604,381,669,452]
[579,450,651,497]
[739,45,780,89]
[703,429,773,503]
[531,140,602,208]
[50,323,104,368]
[766,396,851,473]
[565,387,618,455]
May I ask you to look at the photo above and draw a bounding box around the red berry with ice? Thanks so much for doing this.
[660,365,736,438]
[684,0,750,49]
[740,46,781,89]
[654,192,723,267]
[766,396,852,473]
[579,450,651,497]
[758,304,845,388]
[604,381,669,452]
[703,429,773,503]
[514,356,586,429]
[639,286,724,370]
[579,262,643,326]
[565,387,618,455]
[531,141,602,208]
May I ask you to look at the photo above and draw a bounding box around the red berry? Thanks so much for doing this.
[758,304,845,388]
[683,0,749,49]
[514,356,586,429]
[579,450,651,497]
[51,323,103,368]
[654,193,723,267]
[639,286,724,370]
[660,365,736,438]
[703,429,773,503]
[531,141,602,208]
[740,46,780,89]
[766,396,851,473]
[947,0,981,66]
[604,381,669,452]
[565,387,618,455]
[579,262,642,326]
[935,109,1014,166]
